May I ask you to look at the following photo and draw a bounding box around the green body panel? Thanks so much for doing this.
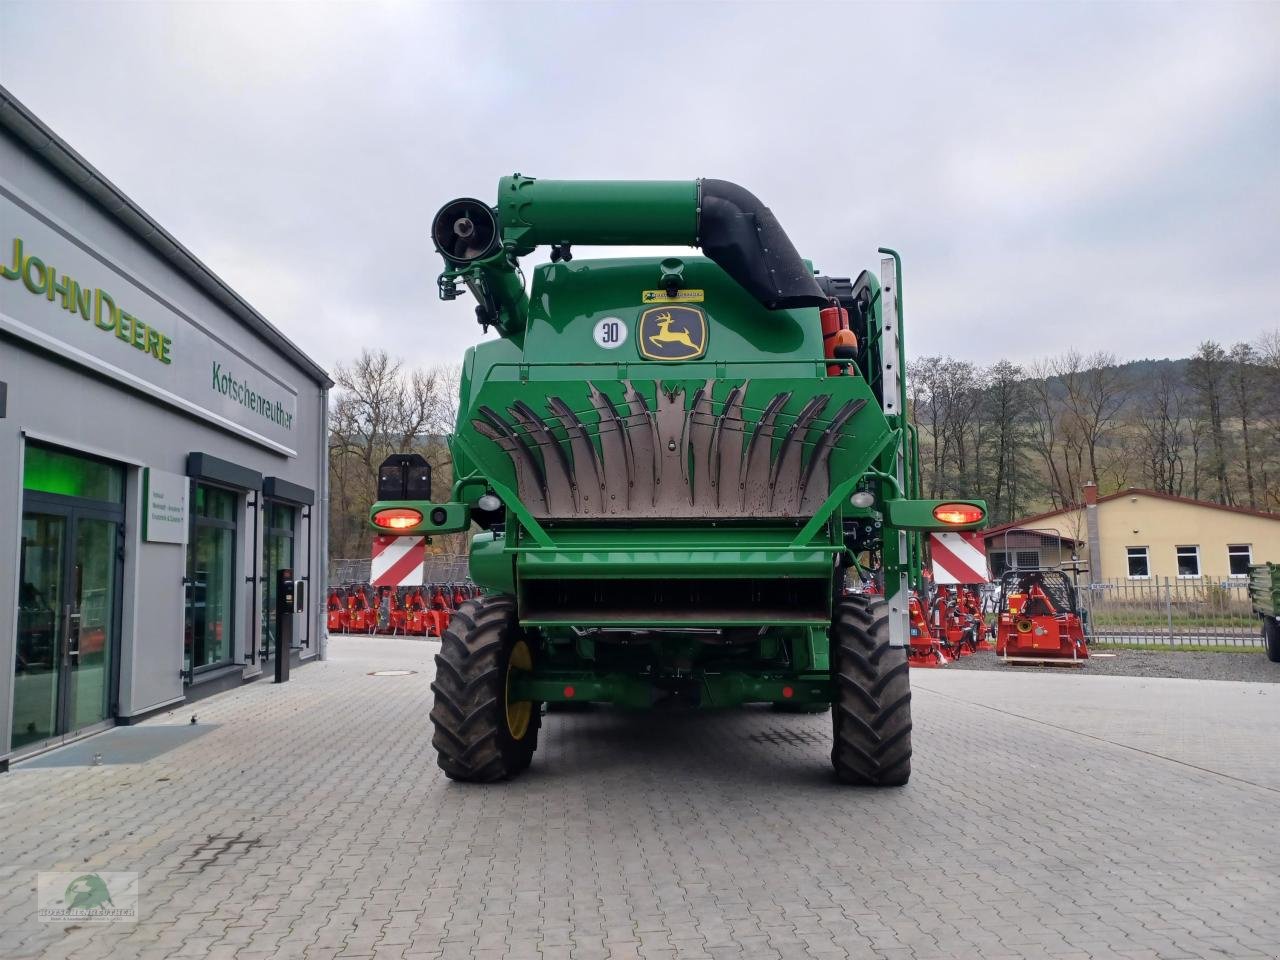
[469,531,514,595]
[1249,562,1279,618]
[371,176,988,708]
[516,527,835,579]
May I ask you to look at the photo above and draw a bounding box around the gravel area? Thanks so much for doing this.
[945,645,1280,682]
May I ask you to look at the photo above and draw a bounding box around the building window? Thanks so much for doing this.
[1126,546,1150,579]
[185,485,237,675]
[1227,544,1252,578]
[1015,550,1041,570]
[1176,545,1201,579]
[990,551,1009,577]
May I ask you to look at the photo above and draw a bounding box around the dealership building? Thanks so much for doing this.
[0,86,331,768]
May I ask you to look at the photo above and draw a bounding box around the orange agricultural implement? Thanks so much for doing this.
[327,589,348,634]
[908,592,948,667]
[932,586,981,658]
[995,570,1088,664]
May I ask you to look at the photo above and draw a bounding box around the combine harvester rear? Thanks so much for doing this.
[370,175,986,784]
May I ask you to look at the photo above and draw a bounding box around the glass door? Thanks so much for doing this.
[13,508,121,750]
[14,513,66,749]
[68,515,121,732]
[14,442,124,754]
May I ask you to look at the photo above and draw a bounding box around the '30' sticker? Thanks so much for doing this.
[593,317,627,349]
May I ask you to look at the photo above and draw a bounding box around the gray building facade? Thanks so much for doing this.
[0,86,331,768]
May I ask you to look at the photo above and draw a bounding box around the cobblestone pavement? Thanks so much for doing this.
[1,636,1277,960]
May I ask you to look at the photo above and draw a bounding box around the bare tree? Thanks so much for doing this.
[1026,356,1085,509]
[908,357,945,497]
[1135,368,1188,495]
[981,360,1032,522]
[1227,342,1265,508]
[1058,350,1130,487]
[1186,341,1233,504]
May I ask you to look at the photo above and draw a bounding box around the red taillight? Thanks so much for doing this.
[933,502,985,525]
[563,686,576,699]
[373,507,423,530]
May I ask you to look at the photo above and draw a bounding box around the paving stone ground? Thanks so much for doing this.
[1,635,1277,960]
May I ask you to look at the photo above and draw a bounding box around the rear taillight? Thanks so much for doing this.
[372,507,423,530]
[932,503,985,525]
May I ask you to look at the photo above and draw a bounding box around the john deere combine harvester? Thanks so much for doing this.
[370,176,986,785]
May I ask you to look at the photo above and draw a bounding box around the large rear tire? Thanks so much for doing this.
[430,595,541,782]
[1264,616,1280,664]
[831,595,912,786]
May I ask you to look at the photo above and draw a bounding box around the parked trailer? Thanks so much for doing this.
[370,176,987,784]
[1249,562,1280,662]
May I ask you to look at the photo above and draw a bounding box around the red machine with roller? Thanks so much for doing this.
[346,586,376,634]
[995,570,1088,664]
[327,589,348,634]
[932,585,983,658]
[908,593,948,667]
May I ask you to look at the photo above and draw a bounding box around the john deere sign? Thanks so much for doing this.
[3,237,175,364]
[0,189,299,455]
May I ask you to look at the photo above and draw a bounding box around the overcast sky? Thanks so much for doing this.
[2,1,1277,378]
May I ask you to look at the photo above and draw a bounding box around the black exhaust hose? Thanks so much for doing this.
[697,179,828,310]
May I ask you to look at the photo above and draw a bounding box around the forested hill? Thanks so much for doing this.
[908,337,1279,524]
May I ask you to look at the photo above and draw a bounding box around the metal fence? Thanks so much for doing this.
[329,554,470,587]
[1078,577,1261,647]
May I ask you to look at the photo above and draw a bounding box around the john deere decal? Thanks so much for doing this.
[641,288,705,304]
[638,306,707,361]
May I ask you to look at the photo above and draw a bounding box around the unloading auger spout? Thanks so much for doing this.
[431,176,828,337]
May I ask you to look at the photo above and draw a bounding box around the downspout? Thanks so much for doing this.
[318,385,330,661]
[1083,481,1101,584]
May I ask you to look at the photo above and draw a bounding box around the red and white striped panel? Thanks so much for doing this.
[370,535,426,587]
[929,531,990,585]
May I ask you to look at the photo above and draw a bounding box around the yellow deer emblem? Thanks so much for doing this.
[647,312,699,351]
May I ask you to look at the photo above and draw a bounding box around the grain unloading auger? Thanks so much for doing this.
[370,176,986,784]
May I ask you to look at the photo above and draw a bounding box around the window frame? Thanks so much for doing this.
[1227,544,1252,579]
[1175,544,1201,580]
[185,481,239,679]
[989,551,1009,577]
[1126,546,1150,580]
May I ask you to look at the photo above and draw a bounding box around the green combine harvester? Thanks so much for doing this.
[369,176,986,785]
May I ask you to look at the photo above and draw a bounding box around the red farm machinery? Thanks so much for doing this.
[902,531,991,667]
[994,569,1089,664]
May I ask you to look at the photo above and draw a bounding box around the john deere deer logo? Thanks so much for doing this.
[638,306,707,360]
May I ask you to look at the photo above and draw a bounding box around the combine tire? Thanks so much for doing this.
[831,595,912,786]
[1264,616,1280,664]
[430,595,540,782]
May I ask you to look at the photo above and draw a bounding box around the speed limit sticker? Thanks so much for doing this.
[593,317,628,349]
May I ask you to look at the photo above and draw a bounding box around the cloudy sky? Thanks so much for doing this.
[2,1,1277,377]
